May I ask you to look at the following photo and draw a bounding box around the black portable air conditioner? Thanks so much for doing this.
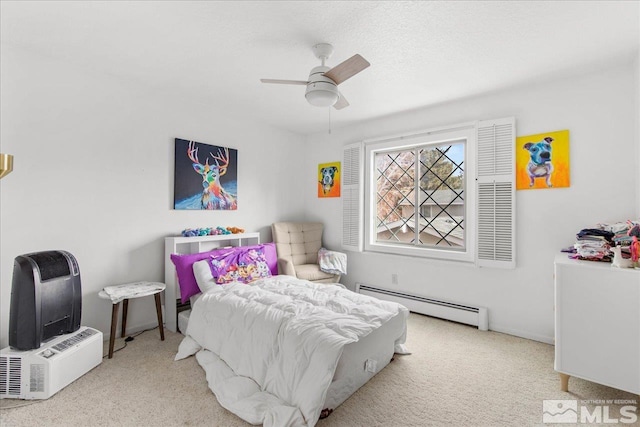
[9,250,82,350]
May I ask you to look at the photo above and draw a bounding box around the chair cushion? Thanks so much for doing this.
[272,222,323,266]
[294,264,338,282]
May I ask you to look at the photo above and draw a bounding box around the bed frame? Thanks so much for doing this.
[164,232,260,332]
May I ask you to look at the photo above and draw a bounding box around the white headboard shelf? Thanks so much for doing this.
[164,232,260,332]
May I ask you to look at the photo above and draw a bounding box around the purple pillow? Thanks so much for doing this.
[258,242,278,275]
[232,243,278,275]
[169,243,278,302]
[208,246,272,284]
[171,248,229,303]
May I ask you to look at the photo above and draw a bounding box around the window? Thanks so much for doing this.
[375,142,466,249]
[342,118,515,268]
[365,126,476,262]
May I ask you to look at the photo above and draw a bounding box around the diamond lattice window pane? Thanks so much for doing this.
[375,150,415,243]
[373,142,465,250]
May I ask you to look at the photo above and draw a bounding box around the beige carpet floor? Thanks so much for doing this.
[1,313,637,426]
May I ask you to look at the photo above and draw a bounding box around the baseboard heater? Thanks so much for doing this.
[356,284,488,331]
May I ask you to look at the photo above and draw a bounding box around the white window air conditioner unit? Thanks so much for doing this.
[0,326,102,400]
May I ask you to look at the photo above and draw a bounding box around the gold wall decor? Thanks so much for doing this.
[0,153,13,179]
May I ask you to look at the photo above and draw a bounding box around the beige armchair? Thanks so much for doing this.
[271,222,340,283]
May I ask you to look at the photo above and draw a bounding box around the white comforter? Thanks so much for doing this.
[175,275,408,427]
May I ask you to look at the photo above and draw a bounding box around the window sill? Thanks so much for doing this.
[364,243,475,264]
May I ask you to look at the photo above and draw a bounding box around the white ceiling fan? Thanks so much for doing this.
[260,43,370,110]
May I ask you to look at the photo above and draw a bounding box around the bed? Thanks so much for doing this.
[165,234,409,427]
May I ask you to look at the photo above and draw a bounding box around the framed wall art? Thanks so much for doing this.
[318,161,341,198]
[174,138,238,210]
[516,129,570,190]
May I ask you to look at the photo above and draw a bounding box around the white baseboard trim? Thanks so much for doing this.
[490,323,554,345]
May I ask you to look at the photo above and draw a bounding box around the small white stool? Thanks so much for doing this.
[98,282,166,359]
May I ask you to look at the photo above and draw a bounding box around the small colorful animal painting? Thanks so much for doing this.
[516,130,570,190]
[318,161,341,198]
[174,138,238,210]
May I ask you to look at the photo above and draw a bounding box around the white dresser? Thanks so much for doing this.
[554,254,640,394]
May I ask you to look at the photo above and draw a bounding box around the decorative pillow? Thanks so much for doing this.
[208,246,272,284]
[170,248,230,303]
[210,242,278,276]
[258,242,278,276]
[170,243,278,302]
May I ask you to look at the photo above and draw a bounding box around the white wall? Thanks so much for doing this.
[305,61,639,344]
[0,46,306,348]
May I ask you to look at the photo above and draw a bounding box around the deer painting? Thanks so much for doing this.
[187,140,237,210]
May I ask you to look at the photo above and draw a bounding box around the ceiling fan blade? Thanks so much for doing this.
[260,79,308,85]
[333,92,349,110]
[324,54,370,85]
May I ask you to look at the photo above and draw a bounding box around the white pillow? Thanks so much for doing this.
[192,259,217,294]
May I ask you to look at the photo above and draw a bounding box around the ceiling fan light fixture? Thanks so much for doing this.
[304,81,340,107]
[305,86,339,107]
[261,43,368,110]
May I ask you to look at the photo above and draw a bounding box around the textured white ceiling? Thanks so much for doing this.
[2,1,639,135]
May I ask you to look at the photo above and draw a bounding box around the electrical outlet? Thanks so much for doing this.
[391,273,398,285]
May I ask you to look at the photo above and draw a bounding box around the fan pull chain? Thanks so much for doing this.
[328,106,332,134]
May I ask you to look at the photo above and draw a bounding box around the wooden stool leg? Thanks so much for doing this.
[121,299,129,338]
[109,302,120,359]
[154,293,165,341]
[560,373,570,392]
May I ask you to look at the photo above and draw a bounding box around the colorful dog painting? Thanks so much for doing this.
[523,137,554,187]
[318,162,341,198]
[516,130,570,190]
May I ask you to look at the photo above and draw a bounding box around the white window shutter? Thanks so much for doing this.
[342,142,364,252]
[476,117,516,268]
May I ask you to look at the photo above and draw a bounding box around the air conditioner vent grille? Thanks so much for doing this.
[30,364,45,392]
[0,357,6,393]
[0,356,23,396]
[52,328,97,353]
